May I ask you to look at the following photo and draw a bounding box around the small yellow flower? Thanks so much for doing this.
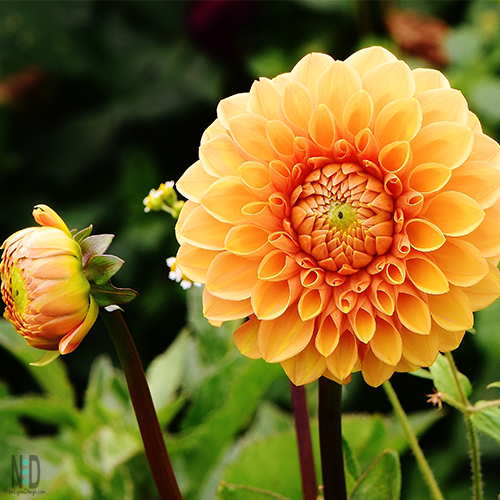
[0,205,98,355]
[144,181,185,218]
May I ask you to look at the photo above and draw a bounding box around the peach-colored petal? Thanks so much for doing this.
[176,160,218,202]
[342,90,374,137]
[315,312,341,357]
[417,89,469,127]
[370,317,402,365]
[406,253,449,294]
[175,200,198,246]
[33,205,71,236]
[281,338,327,386]
[238,161,273,199]
[266,120,295,158]
[258,249,300,281]
[205,252,258,300]
[428,286,473,331]
[378,141,412,175]
[345,46,398,78]
[281,81,313,134]
[200,134,243,177]
[228,114,275,161]
[181,205,232,250]
[203,288,253,322]
[408,162,451,194]
[233,315,262,359]
[401,326,439,366]
[290,52,334,93]
[412,67,450,94]
[258,306,315,363]
[176,243,219,283]
[430,239,488,287]
[361,349,395,387]
[466,131,500,168]
[411,121,473,169]
[424,191,485,237]
[461,204,500,258]
[217,92,249,129]
[325,331,358,382]
[251,280,292,320]
[396,287,431,334]
[462,262,500,311]
[362,61,415,115]
[201,177,254,224]
[308,104,337,150]
[406,218,445,251]
[248,77,280,120]
[375,97,422,146]
[298,287,326,321]
[432,321,465,352]
[224,224,272,257]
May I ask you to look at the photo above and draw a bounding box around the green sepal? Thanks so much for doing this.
[72,224,93,244]
[84,255,124,285]
[30,350,61,367]
[90,282,138,307]
[80,234,114,265]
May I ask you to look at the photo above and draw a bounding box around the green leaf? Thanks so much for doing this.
[429,353,472,401]
[470,406,500,445]
[72,224,93,244]
[80,234,114,263]
[487,381,500,390]
[216,482,293,500]
[90,281,138,306]
[84,254,124,285]
[349,450,401,500]
[408,368,434,380]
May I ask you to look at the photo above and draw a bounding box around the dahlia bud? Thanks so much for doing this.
[0,205,137,362]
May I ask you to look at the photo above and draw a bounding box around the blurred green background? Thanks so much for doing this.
[0,1,500,499]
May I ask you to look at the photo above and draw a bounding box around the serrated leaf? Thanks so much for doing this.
[429,354,472,401]
[470,406,500,445]
[84,254,124,284]
[90,282,138,306]
[80,234,114,265]
[216,482,293,500]
[349,450,401,500]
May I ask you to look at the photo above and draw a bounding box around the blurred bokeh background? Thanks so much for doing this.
[1,1,500,499]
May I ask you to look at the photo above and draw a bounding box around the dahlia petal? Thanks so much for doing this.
[411,122,473,169]
[268,231,300,254]
[281,81,313,134]
[325,331,358,382]
[33,205,71,236]
[408,162,452,194]
[200,177,254,223]
[428,286,473,331]
[371,317,402,366]
[375,97,422,146]
[461,204,500,258]
[241,201,282,231]
[445,160,500,209]
[362,61,415,115]
[58,296,99,355]
[462,262,500,311]
[351,300,376,343]
[412,67,450,94]
[309,104,337,150]
[342,90,374,137]
[224,224,271,257]
[217,92,249,130]
[345,46,398,78]
[258,249,300,281]
[417,88,469,128]
[205,252,258,300]
[281,338,327,386]
[201,118,226,143]
[361,349,395,387]
[406,254,449,294]
[431,239,488,287]
[200,134,243,177]
[202,288,253,322]
[290,52,335,93]
[467,131,500,168]
[248,78,280,120]
[176,243,219,283]
[396,288,431,334]
[424,191,485,237]
[406,218,445,251]
[252,280,292,320]
[368,277,395,315]
[315,313,341,357]
[315,61,362,125]
[468,112,482,132]
[228,114,275,161]
[28,255,81,280]
[401,326,439,366]
[233,315,262,359]
[269,160,292,192]
[383,255,406,285]
[258,306,315,363]
[175,200,198,245]
[238,161,273,199]
[266,120,295,158]
[298,288,326,321]
[176,161,218,203]
[181,205,232,250]
[378,141,412,175]
[36,312,86,335]
[432,321,466,352]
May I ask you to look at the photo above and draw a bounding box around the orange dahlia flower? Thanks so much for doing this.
[0,205,98,356]
[175,46,500,387]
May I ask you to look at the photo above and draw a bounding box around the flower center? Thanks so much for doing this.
[11,267,27,313]
[327,202,357,231]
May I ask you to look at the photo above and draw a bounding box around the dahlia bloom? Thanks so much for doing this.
[175,46,500,386]
[0,205,98,355]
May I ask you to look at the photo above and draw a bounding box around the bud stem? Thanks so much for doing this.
[100,308,183,500]
[318,377,347,500]
[290,382,318,500]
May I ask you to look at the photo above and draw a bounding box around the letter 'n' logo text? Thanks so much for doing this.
[11,455,41,489]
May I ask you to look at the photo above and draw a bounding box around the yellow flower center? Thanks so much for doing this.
[327,202,357,232]
[11,267,27,314]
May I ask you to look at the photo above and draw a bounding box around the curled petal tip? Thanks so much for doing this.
[33,205,71,236]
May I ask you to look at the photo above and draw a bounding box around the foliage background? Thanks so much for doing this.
[0,1,499,499]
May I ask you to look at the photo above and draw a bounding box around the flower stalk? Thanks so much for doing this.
[100,307,183,500]
[318,377,346,500]
[290,382,318,500]
[445,352,483,500]
[383,381,444,500]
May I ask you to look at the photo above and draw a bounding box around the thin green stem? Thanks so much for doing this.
[318,377,346,500]
[383,381,444,500]
[101,308,183,500]
[445,352,483,500]
[290,382,318,500]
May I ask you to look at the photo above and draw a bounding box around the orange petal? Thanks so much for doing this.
[33,205,71,236]
[176,243,219,283]
[412,67,450,94]
[406,254,449,294]
[281,81,313,134]
[325,330,358,382]
[266,120,295,157]
[462,262,500,311]
[396,288,431,335]
[176,161,218,203]
[467,131,500,168]
[203,289,253,323]
[217,92,249,129]
[408,162,451,194]
[291,52,334,93]
[401,326,439,367]
[406,218,445,252]
[342,90,374,137]
[378,141,412,175]
[315,313,341,357]
[417,88,469,127]
[224,224,271,257]
[258,249,300,281]
[205,252,258,300]
[233,315,262,359]
[375,97,422,146]
[258,306,315,363]
[428,286,473,331]
[200,134,243,177]
[351,300,376,343]
[181,205,232,250]
[345,46,398,78]
[281,338,327,386]
[361,349,395,387]
[298,287,326,321]
[370,317,402,366]
[432,321,466,353]
[423,191,484,237]
[228,114,275,161]
[248,77,280,120]
[175,200,197,245]
[251,280,292,320]
[309,104,337,150]
[461,203,500,258]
